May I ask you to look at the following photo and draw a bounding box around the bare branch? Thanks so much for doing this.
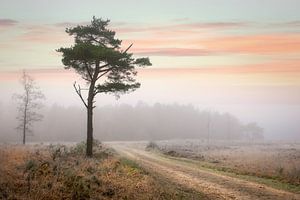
[73,82,88,108]
[123,43,133,54]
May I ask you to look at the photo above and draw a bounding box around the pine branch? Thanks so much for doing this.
[84,61,93,80]
[96,68,112,81]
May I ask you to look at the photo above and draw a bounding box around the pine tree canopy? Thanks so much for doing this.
[57,17,151,97]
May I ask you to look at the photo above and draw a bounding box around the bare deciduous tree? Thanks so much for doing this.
[13,71,45,144]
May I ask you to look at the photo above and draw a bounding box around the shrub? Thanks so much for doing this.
[120,158,140,170]
[70,140,102,155]
[287,166,300,185]
[25,160,37,172]
[49,144,68,160]
[63,169,91,199]
[145,141,160,151]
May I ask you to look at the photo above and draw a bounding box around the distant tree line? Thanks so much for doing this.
[26,103,263,142]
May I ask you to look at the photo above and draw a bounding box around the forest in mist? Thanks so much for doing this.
[0,102,263,143]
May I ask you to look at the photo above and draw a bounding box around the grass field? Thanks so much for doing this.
[0,142,204,200]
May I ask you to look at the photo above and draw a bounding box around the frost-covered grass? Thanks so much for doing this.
[150,139,300,186]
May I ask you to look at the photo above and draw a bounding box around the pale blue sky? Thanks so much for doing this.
[1,0,300,23]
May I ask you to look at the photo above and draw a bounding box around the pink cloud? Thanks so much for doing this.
[179,22,245,29]
[115,21,245,34]
[4,20,300,58]
[124,33,300,55]
[114,20,300,35]
[137,60,300,76]
[274,21,300,27]
[132,47,214,56]
[198,34,300,54]
[0,68,78,83]
[0,19,18,27]
[16,25,72,44]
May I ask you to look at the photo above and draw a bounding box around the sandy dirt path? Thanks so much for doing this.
[109,142,300,200]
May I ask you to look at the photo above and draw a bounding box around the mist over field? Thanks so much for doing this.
[0,69,299,142]
[0,93,300,142]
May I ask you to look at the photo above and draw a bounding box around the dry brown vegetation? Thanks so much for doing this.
[150,140,300,187]
[0,142,204,200]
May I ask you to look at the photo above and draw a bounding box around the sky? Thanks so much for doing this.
[0,0,300,140]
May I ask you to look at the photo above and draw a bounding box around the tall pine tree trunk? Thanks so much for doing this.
[86,82,95,157]
[86,66,99,157]
[86,102,93,157]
